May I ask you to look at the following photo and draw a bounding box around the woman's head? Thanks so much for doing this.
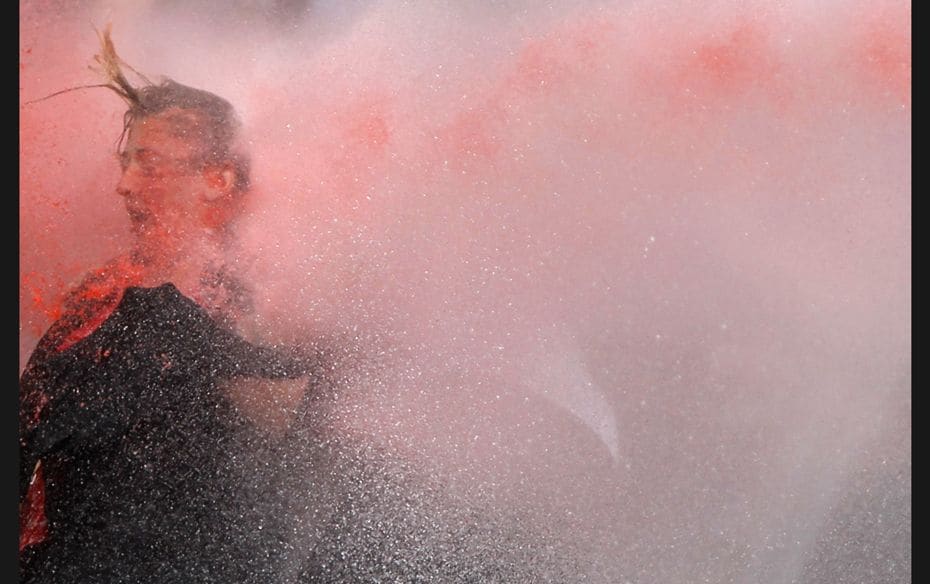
[96,28,251,263]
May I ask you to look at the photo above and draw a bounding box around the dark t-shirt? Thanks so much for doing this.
[19,283,307,583]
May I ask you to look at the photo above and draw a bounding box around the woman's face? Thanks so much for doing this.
[116,107,224,263]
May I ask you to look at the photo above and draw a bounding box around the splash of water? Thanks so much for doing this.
[21,1,910,582]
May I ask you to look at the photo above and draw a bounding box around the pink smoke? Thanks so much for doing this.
[21,1,910,581]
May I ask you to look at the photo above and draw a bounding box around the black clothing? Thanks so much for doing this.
[19,283,308,584]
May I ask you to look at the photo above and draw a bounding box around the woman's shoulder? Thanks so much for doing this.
[47,255,144,353]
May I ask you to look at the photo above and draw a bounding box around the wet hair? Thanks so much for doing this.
[122,82,251,193]
[96,26,250,193]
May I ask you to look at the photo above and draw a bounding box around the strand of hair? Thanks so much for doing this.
[22,84,118,106]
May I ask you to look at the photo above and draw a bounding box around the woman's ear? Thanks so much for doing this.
[202,165,237,201]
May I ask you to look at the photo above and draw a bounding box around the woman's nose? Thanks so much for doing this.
[116,166,137,198]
